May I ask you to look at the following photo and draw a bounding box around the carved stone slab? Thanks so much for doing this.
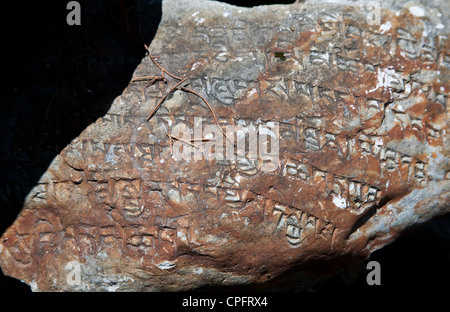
[1,0,449,291]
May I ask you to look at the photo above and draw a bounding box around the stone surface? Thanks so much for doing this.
[0,0,449,291]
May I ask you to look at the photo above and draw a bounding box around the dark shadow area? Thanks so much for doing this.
[192,214,450,292]
[219,0,296,7]
[0,0,162,291]
[313,214,450,292]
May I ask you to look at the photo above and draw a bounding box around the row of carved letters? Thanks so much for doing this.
[75,222,184,256]
[271,200,337,247]
[130,76,369,107]
[282,138,429,185]
[282,157,381,212]
[19,177,340,258]
[99,111,441,147]
[167,19,439,63]
[71,124,431,186]
[129,74,446,118]
[7,200,335,263]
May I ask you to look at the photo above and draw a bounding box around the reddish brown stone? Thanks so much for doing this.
[0,0,448,291]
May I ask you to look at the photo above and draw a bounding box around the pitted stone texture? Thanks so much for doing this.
[0,0,449,291]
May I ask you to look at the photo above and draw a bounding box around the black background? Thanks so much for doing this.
[0,0,448,293]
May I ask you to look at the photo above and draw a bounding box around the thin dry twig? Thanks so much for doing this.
[167,132,173,155]
[144,44,182,81]
[150,55,183,81]
[180,86,232,144]
[180,87,219,125]
[145,77,162,87]
[131,75,164,87]
[147,78,187,121]
[131,75,160,82]
[166,133,208,149]
[136,45,232,146]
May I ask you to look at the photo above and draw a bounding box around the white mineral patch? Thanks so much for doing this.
[332,194,347,209]
[29,281,39,292]
[372,137,383,154]
[105,145,117,165]
[191,61,202,71]
[219,213,227,222]
[204,132,214,139]
[234,173,244,184]
[107,284,120,292]
[177,230,187,241]
[259,126,277,138]
[369,67,398,92]
[404,83,411,95]
[379,21,391,33]
[409,6,425,17]
[157,261,176,270]
[194,267,204,274]
[248,88,257,97]
[194,17,205,24]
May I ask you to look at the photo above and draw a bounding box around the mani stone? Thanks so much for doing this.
[1,0,449,291]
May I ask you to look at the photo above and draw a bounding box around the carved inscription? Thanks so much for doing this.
[282,157,381,214]
[271,201,336,248]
